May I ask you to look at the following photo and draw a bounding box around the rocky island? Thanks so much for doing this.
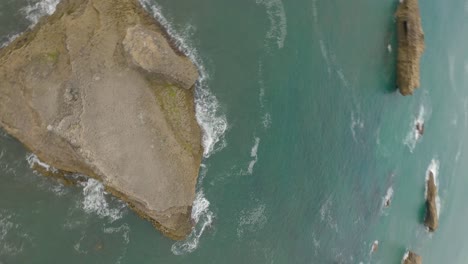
[403,251,422,264]
[424,171,439,232]
[0,0,203,240]
[395,0,425,95]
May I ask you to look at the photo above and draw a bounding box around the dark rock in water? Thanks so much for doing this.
[370,240,379,253]
[403,251,422,264]
[424,171,439,231]
[395,0,425,96]
[0,0,202,240]
[416,122,424,135]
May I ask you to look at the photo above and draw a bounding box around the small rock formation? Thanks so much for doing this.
[0,0,203,240]
[370,240,379,253]
[403,251,422,264]
[395,0,425,95]
[416,122,424,136]
[424,171,439,231]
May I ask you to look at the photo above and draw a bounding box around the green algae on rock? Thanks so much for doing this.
[395,0,425,96]
[0,0,203,240]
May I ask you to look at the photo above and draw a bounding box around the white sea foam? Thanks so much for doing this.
[382,186,394,209]
[262,113,272,129]
[237,203,267,238]
[256,0,287,49]
[319,40,332,74]
[22,0,60,26]
[0,33,21,49]
[320,196,338,232]
[247,137,261,174]
[311,0,318,23]
[26,153,57,173]
[171,191,214,255]
[103,224,131,244]
[402,251,409,263]
[425,159,441,217]
[387,44,392,53]
[81,179,124,222]
[350,112,364,141]
[139,0,227,158]
[404,104,427,152]
[0,212,27,256]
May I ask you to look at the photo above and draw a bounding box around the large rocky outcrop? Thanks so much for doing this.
[395,0,425,95]
[403,251,422,264]
[0,0,203,240]
[424,171,439,231]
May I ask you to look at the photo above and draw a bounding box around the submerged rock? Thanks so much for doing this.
[403,251,422,264]
[395,0,425,95]
[424,171,439,231]
[0,0,202,240]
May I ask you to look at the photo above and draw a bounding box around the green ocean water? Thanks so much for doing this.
[1,0,468,263]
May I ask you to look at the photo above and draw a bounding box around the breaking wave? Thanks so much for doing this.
[425,159,441,217]
[256,0,287,49]
[21,0,60,26]
[139,0,228,157]
[171,191,213,255]
[80,179,124,222]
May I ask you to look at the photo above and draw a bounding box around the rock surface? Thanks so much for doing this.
[395,0,425,95]
[0,0,202,240]
[403,251,422,264]
[424,171,439,231]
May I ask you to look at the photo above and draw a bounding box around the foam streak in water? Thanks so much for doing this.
[247,137,261,174]
[138,0,228,158]
[237,203,267,238]
[26,153,57,173]
[256,0,287,49]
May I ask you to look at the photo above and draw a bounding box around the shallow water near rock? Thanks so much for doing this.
[1,0,468,263]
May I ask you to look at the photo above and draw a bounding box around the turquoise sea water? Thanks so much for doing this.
[1,0,468,263]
